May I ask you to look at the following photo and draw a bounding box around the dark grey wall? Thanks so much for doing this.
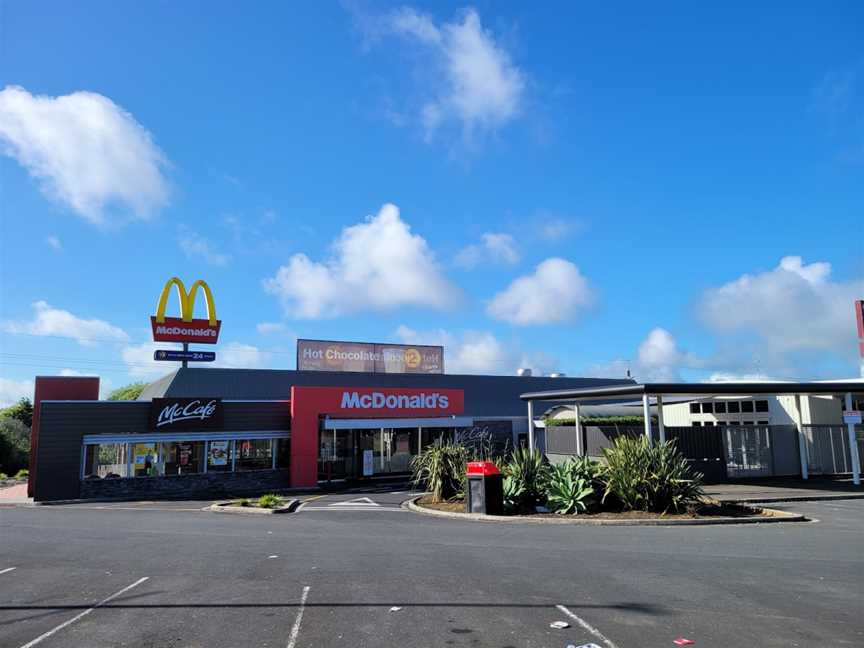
[145,368,634,418]
[35,400,290,501]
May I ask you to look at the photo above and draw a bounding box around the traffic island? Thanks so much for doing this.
[406,496,808,525]
[209,495,300,515]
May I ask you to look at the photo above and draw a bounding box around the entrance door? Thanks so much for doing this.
[318,429,355,481]
[354,428,418,477]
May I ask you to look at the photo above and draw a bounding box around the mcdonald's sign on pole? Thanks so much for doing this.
[150,277,221,344]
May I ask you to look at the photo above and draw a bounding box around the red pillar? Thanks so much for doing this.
[29,376,100,497]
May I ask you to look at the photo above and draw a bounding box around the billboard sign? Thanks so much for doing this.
[297,339,443,374]
[151,277,221,344]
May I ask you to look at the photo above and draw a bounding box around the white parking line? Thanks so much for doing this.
[300,506,407,512]
[286,585,310,648]
[0,567,17,575]
[555,604,620,648]
[18,577,149,648]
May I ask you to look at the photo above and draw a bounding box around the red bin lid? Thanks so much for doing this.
[466,461,500,476]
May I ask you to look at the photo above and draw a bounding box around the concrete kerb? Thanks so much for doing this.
[209,498,301,515]
[404,496,808,526]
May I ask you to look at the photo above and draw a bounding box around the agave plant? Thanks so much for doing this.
[601,437,704,513]
[545,458,600,514]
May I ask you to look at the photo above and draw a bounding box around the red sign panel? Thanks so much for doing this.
[150,316,221,344]
[293,386,464,418]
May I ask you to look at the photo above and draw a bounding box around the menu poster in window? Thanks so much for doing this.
[362,449,374,476]
[133,443,156,470]
[209,440,229,466]
[178,442,192,466]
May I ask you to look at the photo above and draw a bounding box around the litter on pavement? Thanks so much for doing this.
[673,638,695,646]
[389,606,402,612]
[550,621,571,629]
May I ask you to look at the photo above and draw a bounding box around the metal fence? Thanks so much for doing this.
[802,425,864,475]
[545,424,802,482]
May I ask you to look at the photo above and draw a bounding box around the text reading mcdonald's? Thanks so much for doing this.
[151,277,221,344]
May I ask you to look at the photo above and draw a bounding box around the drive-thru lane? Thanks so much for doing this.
[1,494,862,647]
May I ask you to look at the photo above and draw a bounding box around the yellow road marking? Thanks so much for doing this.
[302,494,327,503]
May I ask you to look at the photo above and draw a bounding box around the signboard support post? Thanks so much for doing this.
[845,393,861,486]
[182,343,189,369]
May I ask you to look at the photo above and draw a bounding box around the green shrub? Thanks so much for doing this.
[546,457,601,514]
[501,447,549,513]
[238,498,250,507]
[257,494,284,509]
[14,468,28,479]
[0,472,7,480]
[411,440,470,502]
[601,437,704,513]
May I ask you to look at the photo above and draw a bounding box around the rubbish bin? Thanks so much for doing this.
[466,461,503,515]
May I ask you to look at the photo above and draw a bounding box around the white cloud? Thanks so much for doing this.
[264,203,460,318]
[375,7,525,140]
[487,258,595,325]
[120,342,167,378]
[0,377,33,408]
[2,301,129,346]
[395,325,558,375]
[706,372,779,383]
[454,232,519,269]
[538,218,577,242]
[46,235,62,251]
[0,85,169,225]
[257,322,288,335]
[698,255,863,359]
[178,225,231,266]
[216,342,271,369]
[581,328,701,382]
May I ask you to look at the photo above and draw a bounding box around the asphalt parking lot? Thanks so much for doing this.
[1,492,863,648]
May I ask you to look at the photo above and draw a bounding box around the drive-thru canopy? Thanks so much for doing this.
[521,381,864,485]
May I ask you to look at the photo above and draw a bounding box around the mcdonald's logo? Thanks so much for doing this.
[150,277,221,344]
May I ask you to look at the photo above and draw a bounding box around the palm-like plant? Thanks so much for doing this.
[546,458,600,514]
[501,446,549,513]
[410,440,470,502]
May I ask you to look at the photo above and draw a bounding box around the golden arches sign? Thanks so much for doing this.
[155,277,218,325]
[150,277,221,344]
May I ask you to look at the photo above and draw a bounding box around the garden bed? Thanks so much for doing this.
[209,495,299,515]
[411,496,805,525]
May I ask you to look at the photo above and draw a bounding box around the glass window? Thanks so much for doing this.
[237,439,273,471]
[741,401,754,413]
[132,442,159,477]
[755,400,769,412]
[727,401,741,413]
[276,438,290,469]
[160,441,204,476]
[714,402,727,414]
[207,440,233,472]
[83,443,130,479]
[701,402,714,414]
[689,403,700,414]
[757,420,769,425]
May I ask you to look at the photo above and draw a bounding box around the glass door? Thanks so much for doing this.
[318,429,355,481]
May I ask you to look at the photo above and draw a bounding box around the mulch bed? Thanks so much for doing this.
[416,496,765,520]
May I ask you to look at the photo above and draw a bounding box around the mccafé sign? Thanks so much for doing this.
[151,277,221,344]
[149,397,223,430]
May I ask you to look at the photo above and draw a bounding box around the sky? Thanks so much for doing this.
[0,0,863,405]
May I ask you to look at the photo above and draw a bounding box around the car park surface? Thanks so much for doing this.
[1,491,862,647]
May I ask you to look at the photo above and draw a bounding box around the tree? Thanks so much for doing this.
[0,397,33,428]
[107,382,148,401]
[0,417,30,474]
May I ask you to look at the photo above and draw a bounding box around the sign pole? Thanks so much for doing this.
[182,342,188,369]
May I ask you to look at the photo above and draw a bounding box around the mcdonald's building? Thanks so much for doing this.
[26,278,631,502]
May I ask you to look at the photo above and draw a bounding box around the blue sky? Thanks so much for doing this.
[1,1,863,404]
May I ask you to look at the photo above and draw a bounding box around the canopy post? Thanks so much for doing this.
[527,400,535,452]
[642,393,652,446]
[794,394,809,480]
[656,395,666,443]
[845,393,861,486]
[574,402,583,456]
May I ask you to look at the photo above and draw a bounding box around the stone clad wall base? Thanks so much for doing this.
[80,470,291,501]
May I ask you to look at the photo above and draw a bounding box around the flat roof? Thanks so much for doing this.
[521,381,864,402]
